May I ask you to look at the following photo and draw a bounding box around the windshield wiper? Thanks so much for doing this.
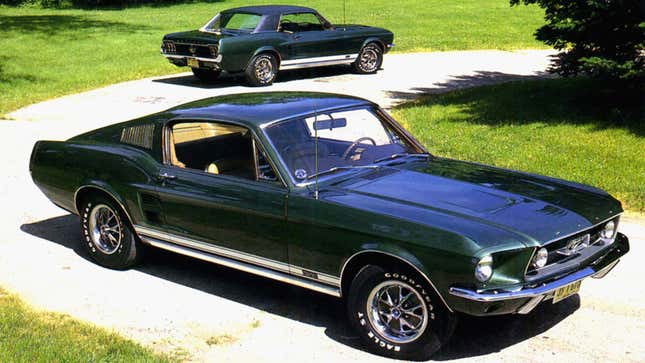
[374,153,431,164]
[306,165,380,180]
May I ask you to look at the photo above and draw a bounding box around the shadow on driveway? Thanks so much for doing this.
[21,214,580,361]
[153,65,360,89]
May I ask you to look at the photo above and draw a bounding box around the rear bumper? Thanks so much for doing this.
[448,232,629,315]
[162,53,222,70]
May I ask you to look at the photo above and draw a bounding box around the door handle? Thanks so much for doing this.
[158,172,176,181]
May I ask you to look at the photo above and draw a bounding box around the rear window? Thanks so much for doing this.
[222,13,262,31]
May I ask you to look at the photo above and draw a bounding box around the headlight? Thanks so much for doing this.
[531,247,548,269]
[601,220,616,239]
[475,255,493,282]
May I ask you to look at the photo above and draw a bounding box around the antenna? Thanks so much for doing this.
[313,100,320,200]
[343,0,346,25]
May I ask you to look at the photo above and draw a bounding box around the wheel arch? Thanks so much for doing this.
[74,184,134,225]
[339,249,453,312]
[247,47,282,70]
[361,37,385,52]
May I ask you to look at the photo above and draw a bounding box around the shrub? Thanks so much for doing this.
[511,0,645,81]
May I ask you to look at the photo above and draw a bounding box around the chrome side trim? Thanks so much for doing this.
[141,235,341,297]
[289,266,340,286]
[136,225,289,272]
[339,250,453,312]
[280,54,358,70]
[163,54,222,62]
[449,260,620,303]
[135,225,341,287]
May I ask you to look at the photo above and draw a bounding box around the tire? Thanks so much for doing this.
[347,265,456,360]
[245,53,278,86]
[191,68,221,83]
[352,43,383,74]
[80,195,143,270]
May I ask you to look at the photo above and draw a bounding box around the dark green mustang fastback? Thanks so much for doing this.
[160,5,394,85]
[30,92,629,359]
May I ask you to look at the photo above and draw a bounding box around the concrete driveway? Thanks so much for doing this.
[1,50,643,362]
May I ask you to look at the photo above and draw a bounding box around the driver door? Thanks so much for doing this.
[280,12,348,60]
[154,121,290,266]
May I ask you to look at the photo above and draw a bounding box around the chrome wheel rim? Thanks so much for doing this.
[88,204,122,255]
[367,281,428,343]
[255,58,274,83]
[359,48,379,72]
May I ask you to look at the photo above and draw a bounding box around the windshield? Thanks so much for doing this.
[264,107,421,182]
[202,12,262,33]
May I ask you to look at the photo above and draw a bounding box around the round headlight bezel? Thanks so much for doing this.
[531,247,548,269]
[601,220,616,240]
[475,255,493,282]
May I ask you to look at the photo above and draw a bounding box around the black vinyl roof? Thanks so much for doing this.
[222,5,316,15]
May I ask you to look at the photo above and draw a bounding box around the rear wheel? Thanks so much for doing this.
[352,43,383,74]
[191,68,221,83]
[245,53,278,86]
[80,195,142,270]
[347,265,456,360]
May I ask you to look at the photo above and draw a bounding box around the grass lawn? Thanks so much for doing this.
[0,288,169,362]
[0,0,544,116]
[393,78,645,213]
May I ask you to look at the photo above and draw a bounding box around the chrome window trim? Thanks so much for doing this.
[339,250,453,312]
[135,225,341,287]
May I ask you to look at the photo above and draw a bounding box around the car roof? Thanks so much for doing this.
[222,5,316,16]
[165,92,374,128]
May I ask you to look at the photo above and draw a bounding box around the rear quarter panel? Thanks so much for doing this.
[30,140,159,225]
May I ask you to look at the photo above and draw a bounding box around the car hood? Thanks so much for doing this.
[329,158,621,246]
[163,30,233,43]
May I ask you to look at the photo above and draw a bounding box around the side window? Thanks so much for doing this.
[168,122,281,184]
[169,122,254,180]
[280,13,324,32]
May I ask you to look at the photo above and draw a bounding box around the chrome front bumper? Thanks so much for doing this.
[449,233,628,314]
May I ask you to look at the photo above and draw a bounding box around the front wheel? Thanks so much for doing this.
[352,43,383,74]
[245,53,278,86]
[347,265,456,360]
[80,196,143,270]
[192,68,221,83]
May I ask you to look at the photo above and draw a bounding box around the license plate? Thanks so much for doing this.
[552,280,581,303]
[187,58,199,68]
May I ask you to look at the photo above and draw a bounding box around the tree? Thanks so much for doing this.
[511,0,644,81]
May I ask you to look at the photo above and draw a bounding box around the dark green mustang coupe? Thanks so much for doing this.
[30,92,629,359]
[160,5,394,85]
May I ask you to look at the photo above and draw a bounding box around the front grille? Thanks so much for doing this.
[162,39,218,59]
[525,217,619,281]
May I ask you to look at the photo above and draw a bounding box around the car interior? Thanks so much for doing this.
[265,115,408,181]
[169,122,277,181]
[279,12,327,32]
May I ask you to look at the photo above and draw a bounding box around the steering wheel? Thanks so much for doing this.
[341,137,377,160]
